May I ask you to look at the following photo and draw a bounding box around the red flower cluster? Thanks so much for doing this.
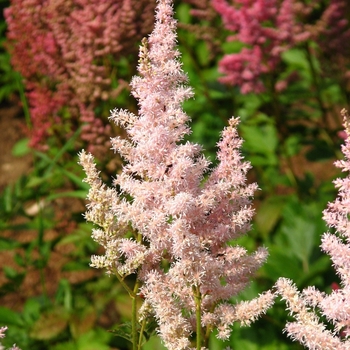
[5,0,155,152]
[194,0,350,94]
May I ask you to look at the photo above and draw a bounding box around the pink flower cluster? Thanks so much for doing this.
[276,109,350,349]
[210,0,350,94]
[79,0,274,348]
[5,0,155,152]
[212,0,300,93]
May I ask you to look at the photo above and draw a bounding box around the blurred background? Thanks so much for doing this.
[0,0,349,348]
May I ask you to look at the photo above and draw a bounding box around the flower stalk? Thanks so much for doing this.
[79,0,274,348]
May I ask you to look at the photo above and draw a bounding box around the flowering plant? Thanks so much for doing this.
[79,0,274,349]
[276,109,350,349]
[209,0,350,94]
[5,0,155,153]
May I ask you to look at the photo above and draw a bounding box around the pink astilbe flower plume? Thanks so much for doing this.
[79,0,274,348]
[276,109,350,350]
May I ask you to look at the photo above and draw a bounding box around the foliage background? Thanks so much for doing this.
[0,0,349,349]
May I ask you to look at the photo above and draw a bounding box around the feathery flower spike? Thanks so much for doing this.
[276,109,350,350]
[79,0,274,348]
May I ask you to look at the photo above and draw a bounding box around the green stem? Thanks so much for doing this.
[138,317,147,350]
[132,279,140,350]
[15,72,31,129]
[192,285,202,350]
[112,271,140,350]
[114,272,135,297]
[113,231,143,349]
[304,43,328,127]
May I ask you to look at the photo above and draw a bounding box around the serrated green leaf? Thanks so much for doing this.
[110,322,133,342]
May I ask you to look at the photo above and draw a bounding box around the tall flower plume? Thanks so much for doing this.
[79,0,274,348]
[276,109,350,349]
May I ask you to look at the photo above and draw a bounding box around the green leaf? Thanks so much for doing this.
[240,122,278,166]
[222,40,245,54]
[26,175,51,188]
[12,138,30,157]
[60,169,90,190]
[263,246,302,282]
[3,266,22,280]
[55,279,73,312]
[62,261,90,272]
[277,197,325,269]
[281,48,309,70]
[143,335,167,350]
[255,196,286,237]
[22,298,42,324]
[0,306,23,326]
[2,185,13,213]
[143,318,158,341]
[284,134,302,157]
[110,322,133,342]
[52,342,77,350]
[0,237,21,251]
[45,190,88,201]
[175,3,191,24]
[76,329,111,350]
[299,255,332,286]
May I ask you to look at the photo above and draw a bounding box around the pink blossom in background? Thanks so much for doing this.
[276,109,350,349]
[209,0,350,94]
[212,0,302,93]
[5,0,155,153]
[79,0,274,348]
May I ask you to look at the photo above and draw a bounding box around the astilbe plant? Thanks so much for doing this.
[5,0,155,153]
[276,109,350,349]
[78,0,274,349]
[210,0,350,94]
[211,0,301,93]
